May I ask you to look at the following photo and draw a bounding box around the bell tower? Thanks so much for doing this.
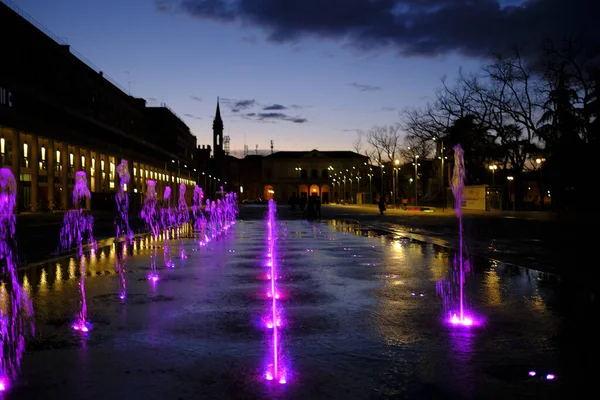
[213,97,224,160]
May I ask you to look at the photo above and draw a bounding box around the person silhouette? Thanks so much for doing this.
[378,195,386,215]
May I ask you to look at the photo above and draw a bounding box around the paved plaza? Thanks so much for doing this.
[6,205,594,398]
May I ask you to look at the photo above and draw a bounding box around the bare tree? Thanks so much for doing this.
[398,135,435,162]
[364,124,403,164]
[477,49,544,174]
[401,70,486,143]
[352,130,363,155]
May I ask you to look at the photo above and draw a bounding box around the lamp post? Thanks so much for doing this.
[394,159,400,208]
[295,166,301,197]
[414,155,419,206]
[380,162,384,200]
[368,172,373,204]
[507,175,514,211]
[365,160,373,204]
[349,177,353,204]
[536,158,546,208]
[488,164,497,185]
[435,138,447,210]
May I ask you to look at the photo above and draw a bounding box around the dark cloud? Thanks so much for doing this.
[263,104,287,110]
[159,0,598,57]
[147,97,158,102]
[219,98,307,122]
[183,113,202,120]
[220,98,257,112]
[350,82,382,92]
[190,95,202,102]
[256,112,308,123]
[381,107,396,111]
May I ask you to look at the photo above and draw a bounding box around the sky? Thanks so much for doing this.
[11,0,594,154]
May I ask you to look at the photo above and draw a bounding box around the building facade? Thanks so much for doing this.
[259,150,368,204]
[0,2,198,212]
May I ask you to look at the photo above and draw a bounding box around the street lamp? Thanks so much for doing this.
[349,177,353,204]
[507,176,514,211]
[489,164,497,184]
[380,162,384,200]
[394,159,400,208]
[414,155,419,206]
[536,158,546,208]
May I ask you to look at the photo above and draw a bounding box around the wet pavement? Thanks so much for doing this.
[7,211,589,399]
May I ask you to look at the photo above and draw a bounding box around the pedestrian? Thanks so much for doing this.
[378,195,386,215]
[315,195,321,218]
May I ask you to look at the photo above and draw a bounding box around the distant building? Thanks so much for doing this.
[199,101,369,204]
[259,150,368,204]
[0,1,198,211]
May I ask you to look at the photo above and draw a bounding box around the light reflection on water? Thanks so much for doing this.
[325,219,559,346]
[14,236,155,314]
[7,219,566,398]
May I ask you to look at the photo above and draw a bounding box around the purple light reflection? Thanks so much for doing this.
[263,199,288,384]
[0,168,35,392]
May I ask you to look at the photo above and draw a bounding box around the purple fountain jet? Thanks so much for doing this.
[437,144,480,327]
[177,183,189,259]
[115,160,133,299]
[0,168,35,392]
[60,171,96,333]
[161,186,174,267]
[141,180,160,282]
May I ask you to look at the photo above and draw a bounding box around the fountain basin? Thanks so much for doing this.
[9,218,576,399]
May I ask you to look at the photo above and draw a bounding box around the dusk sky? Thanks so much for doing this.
[14,0,592,154]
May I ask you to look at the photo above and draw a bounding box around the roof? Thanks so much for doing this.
[265,149,367,159]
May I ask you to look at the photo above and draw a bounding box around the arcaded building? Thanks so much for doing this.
[0,2,198,212]
[259,150,368,204]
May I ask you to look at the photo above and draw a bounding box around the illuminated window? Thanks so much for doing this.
[69,153,74,167]
[0,138,4,154]
[81,156,85,168]
[21,143,29,168]
[133,167,137,177]
[39,145,46,171]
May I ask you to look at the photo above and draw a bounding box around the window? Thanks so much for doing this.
[22,142,29,168]
[322,169,329,179]
[55,150,62,174]
[40,146,47,171]
[301,169,307,179]
[311,169,318,179]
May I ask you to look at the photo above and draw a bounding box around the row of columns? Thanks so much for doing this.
[1,127,197,211]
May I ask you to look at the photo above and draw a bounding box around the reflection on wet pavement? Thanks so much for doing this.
[7,219,574,399]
